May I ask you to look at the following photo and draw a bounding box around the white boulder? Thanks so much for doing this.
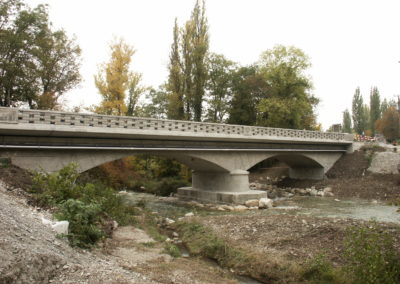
[258,198,274,209]
[51,221,69,235]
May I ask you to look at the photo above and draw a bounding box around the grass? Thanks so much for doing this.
[174,220,297,283]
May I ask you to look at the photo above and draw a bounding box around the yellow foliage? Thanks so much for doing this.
[94,38,135,116]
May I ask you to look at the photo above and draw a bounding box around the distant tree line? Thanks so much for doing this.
[341,87,400,141]
[93,0,319,130]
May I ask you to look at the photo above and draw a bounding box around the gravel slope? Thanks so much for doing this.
[0,181,157,284]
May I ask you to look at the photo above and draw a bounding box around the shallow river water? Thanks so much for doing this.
[124,192,400,224]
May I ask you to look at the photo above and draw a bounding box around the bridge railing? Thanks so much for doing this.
[0,107,350,141]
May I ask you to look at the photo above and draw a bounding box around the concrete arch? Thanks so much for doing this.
[5,149,230,174]
[244,152,343,180]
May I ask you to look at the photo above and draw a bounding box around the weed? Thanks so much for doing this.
[164,243,181,258]
[301,253,344,284]
[343,222,400,284]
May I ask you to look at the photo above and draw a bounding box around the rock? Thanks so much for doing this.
[216,206,226,211]
[368,152,400,174]
[324,192,334,197]
[184,212,194,217]
[234,205,248,211]
[317,191,325,197]
[323,187,333,193]
[172,232,179,238]
[334,199,340,202]
[249,206,259,210]
[41,217,53,226]
[258,198,273,209]
[298,189,308,196]
[220,205,234,211]
[118,190,127,194]
[165,218,175,225]
[309,189,318,196]
[249,182,257,189]
[51,221,69,235]
[244,199,259,207]
[112,220,119,230]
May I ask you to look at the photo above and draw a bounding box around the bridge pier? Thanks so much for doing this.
[178,170,268,204]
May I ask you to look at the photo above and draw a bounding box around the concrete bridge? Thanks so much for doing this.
[0,107,353,204]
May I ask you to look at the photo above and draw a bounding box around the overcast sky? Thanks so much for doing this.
[25,0,400,129]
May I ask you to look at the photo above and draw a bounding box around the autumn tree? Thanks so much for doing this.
[205,53,236,123]
[0,0,81,109]
[342,109,352,133]
[376,107,400,142]
[94,38,144,116]
[369,87,381,135]
[256,45,318,129]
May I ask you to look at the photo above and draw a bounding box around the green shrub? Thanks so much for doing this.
[343,222,400,284]
[153,177,189,196]
[301,253,342,284]
[0,158,10,168]
[55,199,104,248]
[31,163,138,247]
[164,243,181,258]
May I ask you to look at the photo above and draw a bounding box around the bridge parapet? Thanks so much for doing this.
[0,107,352,142]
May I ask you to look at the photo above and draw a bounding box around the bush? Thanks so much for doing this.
[31,163,138,247]
[301,253,342,284]
[164,243,181,258]
[343,222,400,284]
[55,199,104,248]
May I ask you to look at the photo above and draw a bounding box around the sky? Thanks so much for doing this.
[25,0,400,129]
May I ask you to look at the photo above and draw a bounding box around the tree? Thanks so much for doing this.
[205,53,236,123]
[342,109,352,133]
[256,45,318,129]
[94,38,144,116]
[352,87,367,134]
[0,1,81,109]
[376,107,400,142]
[228,65,268,125]
[135,86,168,119]
[126,73,147,116]
[166,0,209,121]
[166,18,184,120]
[369,87,381,135]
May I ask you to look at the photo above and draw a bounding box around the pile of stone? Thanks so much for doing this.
[250,182,334,198]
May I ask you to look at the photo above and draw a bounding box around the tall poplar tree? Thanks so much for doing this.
[352,87,367,134]
[166,18,184,120]
[369,86,381,135]
[166,0,209,121]
[342,109,352,133]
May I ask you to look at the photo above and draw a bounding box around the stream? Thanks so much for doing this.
[124,192,400,224]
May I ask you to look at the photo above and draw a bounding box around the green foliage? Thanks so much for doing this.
[228,65,265,125]
[0,0,81,109]
[343,222,400,284]
[342,109,352,133]
[301,253,344,284]
[352,87,369,134]
[0,158,11,168]
[55,199,103,248]
[166,0,209,121]
[256,45,318,129]
[31,163,137,247]
[370,87,381,135]
[205,53,236,123]
[164,243,181,258]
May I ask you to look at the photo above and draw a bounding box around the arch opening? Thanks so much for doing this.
[248,154,324,180]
